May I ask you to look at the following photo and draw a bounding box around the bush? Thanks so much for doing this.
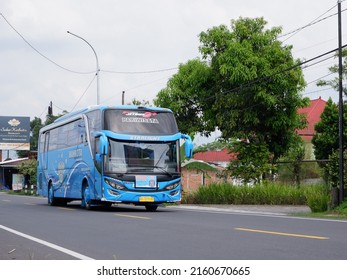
[304,184,330,212]
[182,182,328,211]
[333,200,347,215]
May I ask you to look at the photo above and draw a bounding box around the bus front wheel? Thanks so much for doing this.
[81,184,91,210]
[48,184,57,206]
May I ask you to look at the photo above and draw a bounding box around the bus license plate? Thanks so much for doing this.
[139,196,154,202]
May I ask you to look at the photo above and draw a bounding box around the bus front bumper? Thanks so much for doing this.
[102,187,181,204]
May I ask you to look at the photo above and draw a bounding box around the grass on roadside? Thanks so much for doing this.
[182,182,347,217]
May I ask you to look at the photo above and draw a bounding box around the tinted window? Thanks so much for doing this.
[104,109,178,135]
[47,119,85,151]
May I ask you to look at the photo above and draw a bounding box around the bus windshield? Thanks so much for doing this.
[105,139,179,174]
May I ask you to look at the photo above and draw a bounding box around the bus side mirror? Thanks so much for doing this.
[99,135,109,155]
[183,135,193,159]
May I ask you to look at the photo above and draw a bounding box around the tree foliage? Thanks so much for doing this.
[280,134,306,186]
[155,17,309,180]
[312,98,341,161]
[317,49,347,94]
[193,139,227,153]
[155,59,216,136]
[199,17,308,161]
[227,140,272,184]
[313,49,347,187]
[129,98,151,106]
[17,159,37,185]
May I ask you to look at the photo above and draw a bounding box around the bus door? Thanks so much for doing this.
[93,137,103,194]
[38,131,49,195]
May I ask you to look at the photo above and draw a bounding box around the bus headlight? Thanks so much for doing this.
[164,181,180,190]
[105,179,127,190]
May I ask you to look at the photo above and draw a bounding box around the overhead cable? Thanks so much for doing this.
[101,67,178,74]
[207,44,347,102]
[70,74,97,111]
[280,4,340,42]
[0,12,95,74]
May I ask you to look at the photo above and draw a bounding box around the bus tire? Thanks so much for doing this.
[145,204,158,212]
[81,183,91,210]
[48,184,57,206]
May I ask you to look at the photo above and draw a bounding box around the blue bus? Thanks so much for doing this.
[37,105,193,211]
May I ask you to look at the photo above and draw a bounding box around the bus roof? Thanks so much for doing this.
[54,105,173,123]
[39,105,174,133]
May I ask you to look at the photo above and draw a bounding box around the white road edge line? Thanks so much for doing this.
[0,224,94,260]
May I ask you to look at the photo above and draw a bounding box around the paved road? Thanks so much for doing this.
[1,192,346,260]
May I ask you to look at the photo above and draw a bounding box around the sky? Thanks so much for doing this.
[0,0,346,128]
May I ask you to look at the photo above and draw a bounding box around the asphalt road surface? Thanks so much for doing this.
[1,192,347,260]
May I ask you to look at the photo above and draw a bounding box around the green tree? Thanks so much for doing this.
[280,135,306,186]
[312,98,340,161]
[129,98,151,106]
[155,59,216,136]
[199,17,308,162]
[193,139,228,153]
[227,139,272,184]
[156,17,309,181]
[313,49,347,187]
[317,49,347,94]
[17,158,37,186]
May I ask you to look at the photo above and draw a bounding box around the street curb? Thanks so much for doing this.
[175,204,311,215]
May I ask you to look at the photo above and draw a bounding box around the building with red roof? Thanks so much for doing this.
[297,97,327,141]
[296,97,327,159]
[193,147,237,167]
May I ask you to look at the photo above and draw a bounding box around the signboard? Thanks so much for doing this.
[12,174,24,190]
[0,116,30,150]
[135,175,157,188]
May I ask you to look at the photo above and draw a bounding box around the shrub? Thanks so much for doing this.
[304,184,330,212]
[182,182,328,210]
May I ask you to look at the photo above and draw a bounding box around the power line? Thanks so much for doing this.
[100,75,170,105]
[101,67,178,74]
[1,12,179,76]
[208,44,347,102]
[306,72,335,85]
[280,4,340,42]
[0,12,95,75]
[301,54,335,70]
[70,74,97,111]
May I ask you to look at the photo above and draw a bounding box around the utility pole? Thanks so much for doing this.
[338,0,344,204]
[48,101,53,116]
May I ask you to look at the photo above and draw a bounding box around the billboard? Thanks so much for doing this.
[0,116,30,150]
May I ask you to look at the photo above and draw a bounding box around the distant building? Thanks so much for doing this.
[297,97,327,141]
[193,148,236,168]
[297,97,327,159]
[0,158,29,190]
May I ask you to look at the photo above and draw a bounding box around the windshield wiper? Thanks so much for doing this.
[153,166,174,178]
[128,165,174,177]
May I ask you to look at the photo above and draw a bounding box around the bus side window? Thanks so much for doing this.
[94,137,102,172]
[78,120,87,144]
